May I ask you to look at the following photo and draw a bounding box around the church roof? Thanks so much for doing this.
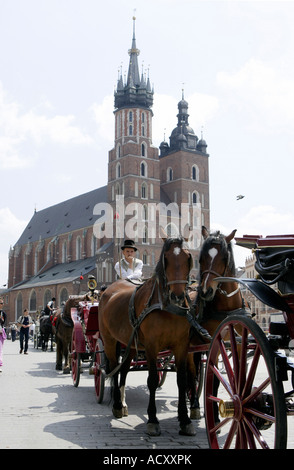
[11,256,97,290]
[15,185,107,247]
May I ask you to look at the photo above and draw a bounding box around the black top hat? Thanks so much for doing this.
[121,240,137,251]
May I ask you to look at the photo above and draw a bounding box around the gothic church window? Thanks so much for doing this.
[141,182,147,199]
[29,290,36,311]
[167,167,173,181]
[192,192,198,205]
[192,165,199,181]
[116,162,121,178]
[141,161,147,177]
[76,236,82,260]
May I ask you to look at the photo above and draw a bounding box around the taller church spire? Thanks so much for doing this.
[114,16,153,109]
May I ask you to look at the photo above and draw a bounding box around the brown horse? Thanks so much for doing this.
[55,295,89,374]
[187,226,251,419]
[98,235,210,437]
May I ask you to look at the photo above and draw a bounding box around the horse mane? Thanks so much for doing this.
[199,231,236,276]
[155,236,185,285]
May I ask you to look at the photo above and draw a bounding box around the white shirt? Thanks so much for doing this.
[115,257,143,280]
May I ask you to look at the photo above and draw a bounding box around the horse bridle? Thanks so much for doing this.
[199,243,240,299]
[161,245,192,306]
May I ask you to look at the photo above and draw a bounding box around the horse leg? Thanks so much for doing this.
[118,350,134,417]
[187,352,201,420]
[63,343,71,374]
[55,337,63,370]
[146,356,161,436]
[176,355,196,436]
[50,334,54,351]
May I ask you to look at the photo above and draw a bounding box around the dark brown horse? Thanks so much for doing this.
[98,235,210,436]
[55,295,89,373]
[187,226,251,419]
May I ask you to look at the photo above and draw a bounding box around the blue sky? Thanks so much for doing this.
[0,0,294,286]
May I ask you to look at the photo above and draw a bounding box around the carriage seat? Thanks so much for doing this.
[255,248,294,294]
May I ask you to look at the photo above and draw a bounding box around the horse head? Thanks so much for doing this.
[198,226,237,302]
[157,230,192,307]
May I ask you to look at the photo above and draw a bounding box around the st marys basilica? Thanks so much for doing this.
[4,18,210,323]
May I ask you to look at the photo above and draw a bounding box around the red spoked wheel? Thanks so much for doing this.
[71,332,81,388]
[205,314,287,449]
[94,337,106,403]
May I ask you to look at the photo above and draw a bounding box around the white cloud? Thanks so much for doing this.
[217,59,294,134]
[91,94,115,145]
[0,81,93,170]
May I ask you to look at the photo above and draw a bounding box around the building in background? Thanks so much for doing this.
[4,18,210,324]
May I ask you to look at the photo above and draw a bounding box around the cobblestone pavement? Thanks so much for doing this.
[0,339,209,451]
[1,338,293,455]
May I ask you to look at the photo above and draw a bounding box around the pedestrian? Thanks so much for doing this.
[17,309,33,354]
[0,298,7,372]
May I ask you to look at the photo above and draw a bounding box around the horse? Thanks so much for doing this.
[55,295,89,374]
[39,314,56,351]
[187,225,251,419]
[98,235,211,437]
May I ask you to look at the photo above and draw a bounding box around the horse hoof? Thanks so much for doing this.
[190,408,201,420]
[55,364,62,371]
[63,368,70,374]
[146,423,161,436]
[122,405,128,417]
[179,422,196,436]
[112,407,123,419]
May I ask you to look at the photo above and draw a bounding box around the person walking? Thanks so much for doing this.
[0,298,7,372]
[17,309,33,354]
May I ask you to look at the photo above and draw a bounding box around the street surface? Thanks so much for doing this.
[1,338,293,455]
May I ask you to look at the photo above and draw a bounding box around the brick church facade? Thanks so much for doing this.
[4,18,210,324]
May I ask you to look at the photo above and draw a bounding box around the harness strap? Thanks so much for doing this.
[106,278,192,378]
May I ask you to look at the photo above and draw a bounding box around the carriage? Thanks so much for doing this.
[68,231,294,449]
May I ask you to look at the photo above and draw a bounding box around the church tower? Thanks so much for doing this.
[107,17,161,274]
[159,91,210,250]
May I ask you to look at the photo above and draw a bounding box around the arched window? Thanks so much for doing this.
[34,251,38,275]
[29,290,36,312]
[116,144,121,159]
[16,293,23,318]
[116,162,121,178]
[129,125,133,136]
[167,167,173,181]
[192,191,197,205]
[76,236,82,260]
[192,165,199,181]
[46,244,51,262]
[143,226,148,244]
[142,204,148,221]
[59,288,68,305]
[62,241,67,263]
[141,143,146,156]
[141,182,147,199]
[43,289,51,309]
[140,162,147,177]
[91,234,96,256]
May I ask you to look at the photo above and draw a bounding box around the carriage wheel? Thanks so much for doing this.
[94,338,106,403]
[71,333,81,388]
[205,314,287,449]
